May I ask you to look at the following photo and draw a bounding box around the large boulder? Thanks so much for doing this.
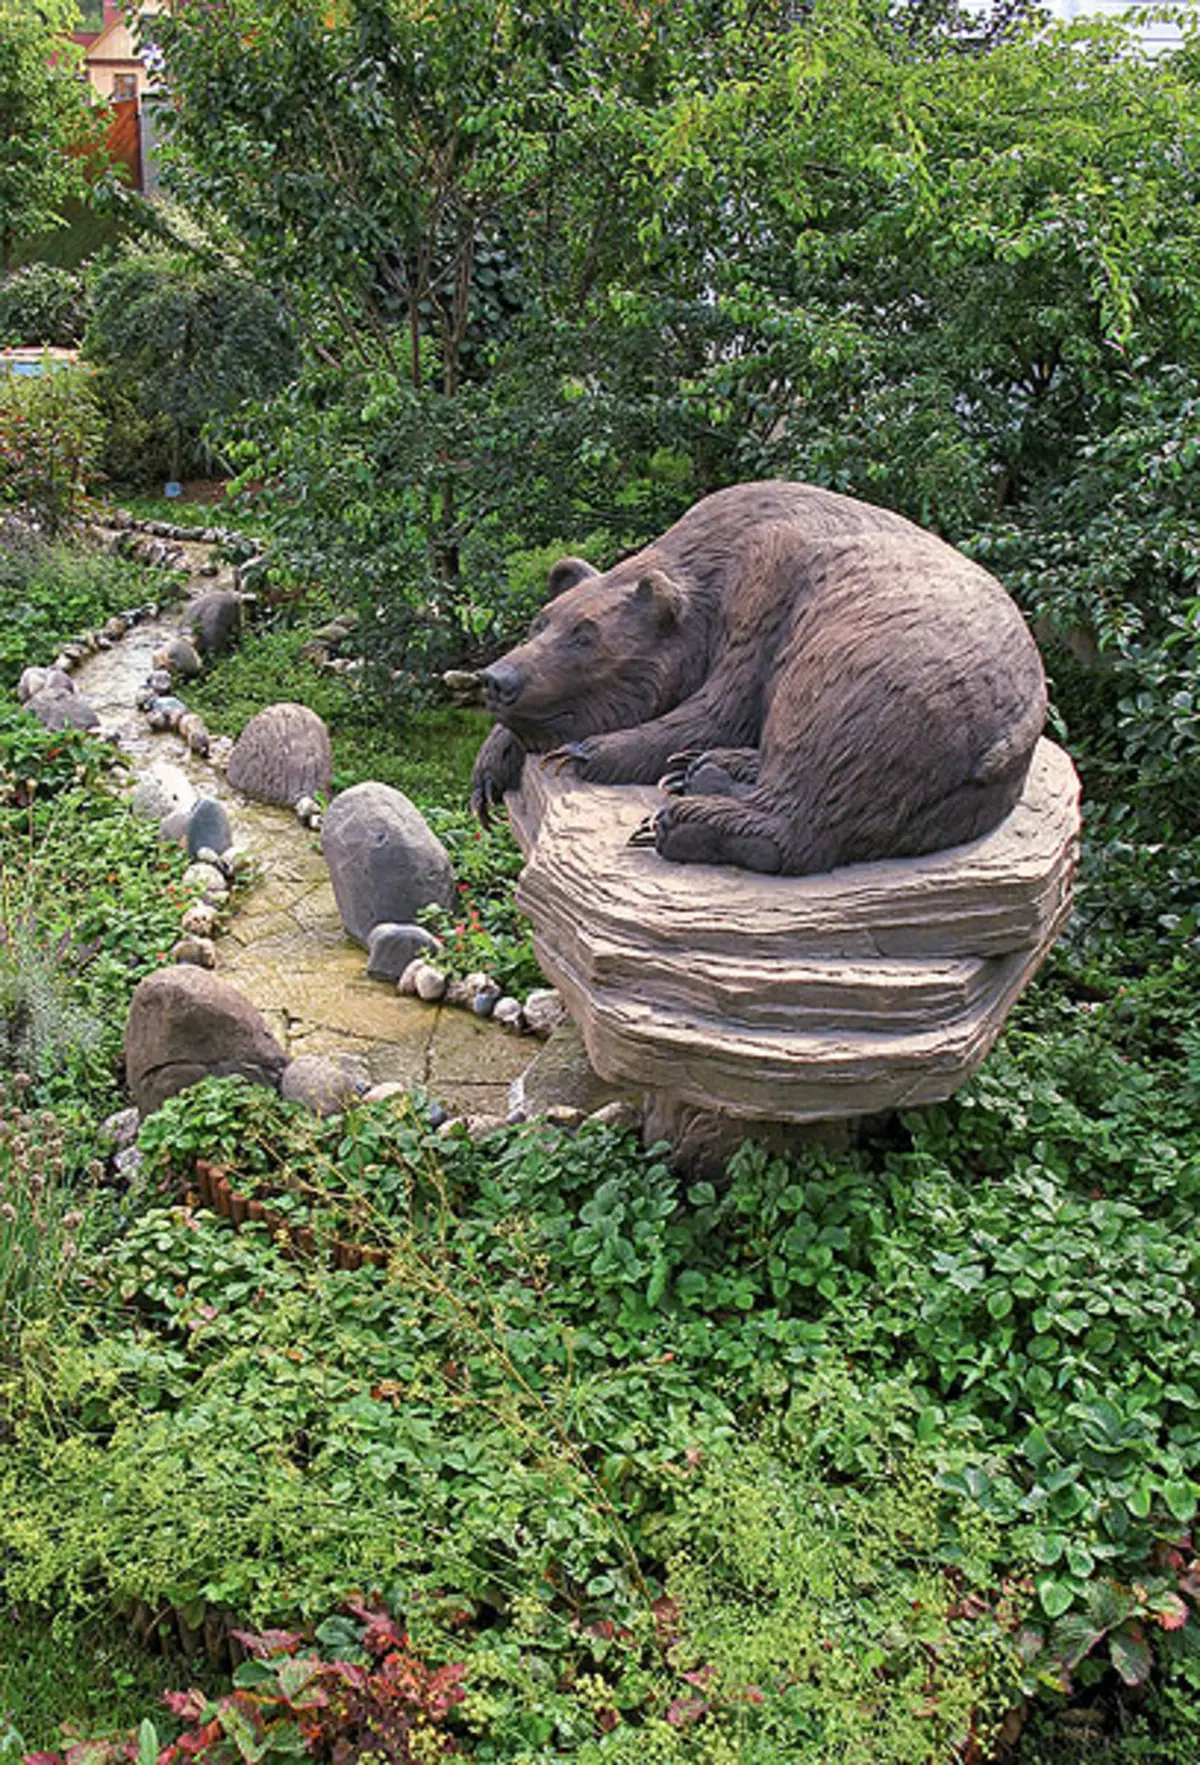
[322,781,456,946]
[124,966,287,1115]
[226,702,333,807]
[189,590,244,657]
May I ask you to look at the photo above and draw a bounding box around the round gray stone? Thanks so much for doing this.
[17,666,47,704]
[365,921,441,982]
[280,1052,372,1117]
[26,687,100,731]
[321,781,455,945]
[187,797,233,861]
[163,636,202,678]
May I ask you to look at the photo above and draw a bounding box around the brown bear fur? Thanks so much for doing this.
[471,481,1047,875]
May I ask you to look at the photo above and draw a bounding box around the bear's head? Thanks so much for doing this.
[479,556,693,750]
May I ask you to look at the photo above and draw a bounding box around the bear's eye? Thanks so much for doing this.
[571,619,597,648]
[530,613,550,637]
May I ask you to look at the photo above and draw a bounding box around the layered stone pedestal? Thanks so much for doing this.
[507,739,1081,1152]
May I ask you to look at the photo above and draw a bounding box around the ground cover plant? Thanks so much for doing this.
[6,2,1200,1760]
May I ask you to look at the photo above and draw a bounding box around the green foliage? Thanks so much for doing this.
[0,1609,218,1759]
[0,1077,96,1370]
[0,364,104,533]
[0,708,187,1113]
[0,3,106,270]
[0,534,156,689]
[84,247,297,486]
[0,263,90,348]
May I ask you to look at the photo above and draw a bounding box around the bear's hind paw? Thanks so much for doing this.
[628,814,660,848]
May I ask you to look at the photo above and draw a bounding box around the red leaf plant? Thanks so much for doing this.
[25,1605,467,1765]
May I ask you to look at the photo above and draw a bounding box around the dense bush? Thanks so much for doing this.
[84,246,297,486]
[0,262,90,348]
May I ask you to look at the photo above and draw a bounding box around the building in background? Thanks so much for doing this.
[69,2,166,193]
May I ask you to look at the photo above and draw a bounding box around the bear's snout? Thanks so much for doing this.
[481,659,522,708]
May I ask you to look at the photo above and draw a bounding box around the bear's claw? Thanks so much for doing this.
[628,814,660,848]
[543,741,594,776]
[659,749,700,796]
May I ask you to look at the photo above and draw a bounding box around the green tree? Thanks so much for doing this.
[0,1,105,269]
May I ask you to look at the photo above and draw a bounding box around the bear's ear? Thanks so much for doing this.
[546,556,599,600]
[634,570,684,631]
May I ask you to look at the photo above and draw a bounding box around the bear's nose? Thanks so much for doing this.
[481,660,522,707]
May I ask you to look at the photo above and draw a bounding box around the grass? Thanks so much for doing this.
[0,1610,226,1756]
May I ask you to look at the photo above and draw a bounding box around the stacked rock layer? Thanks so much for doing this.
[508,738,1082,1123]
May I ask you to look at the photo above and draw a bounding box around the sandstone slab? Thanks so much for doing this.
[507,740,1081,1124]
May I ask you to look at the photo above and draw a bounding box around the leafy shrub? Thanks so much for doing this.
[0,264,90,348]
[0,364,103,533]
[84,247,297,486]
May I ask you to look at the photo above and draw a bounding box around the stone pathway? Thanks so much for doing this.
[75,539,530,1118]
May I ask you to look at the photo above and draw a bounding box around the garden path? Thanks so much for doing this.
[75,540,528,1118]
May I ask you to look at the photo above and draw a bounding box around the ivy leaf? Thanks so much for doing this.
[1037,1575,1076,1619]
[1163,1478,1197,1525]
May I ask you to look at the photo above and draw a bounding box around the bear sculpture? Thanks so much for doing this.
[471,482,1047,875]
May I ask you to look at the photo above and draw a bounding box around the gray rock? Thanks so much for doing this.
[493,997,525,1031]
[544,1104,585,1131]
[132,764,195,822]
[124,966,287,1115]
[586,1099,643,1133]
[523,988,566,1038]
[366,922,440,982]
[16,666,47,703]
[280,1052,372,1117]
[178,713,210,756]
[519,1021,634,1120]
[180,861,229,904]
[226,702,333,807]
[414,963,448,1002]
[148,668,172,694]
[27,687,99,731]
[172,935,217,969]
[159,808,192,844]
[321,781,455,945]
[180,901,218,937]
[397,957,424,996]
[114,1144,144,1180]
[163,636,202,678]
[187,798,233,861]
[361,1081,409,1106]
[463,1113,507,1143]
[472,990,498,1018]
